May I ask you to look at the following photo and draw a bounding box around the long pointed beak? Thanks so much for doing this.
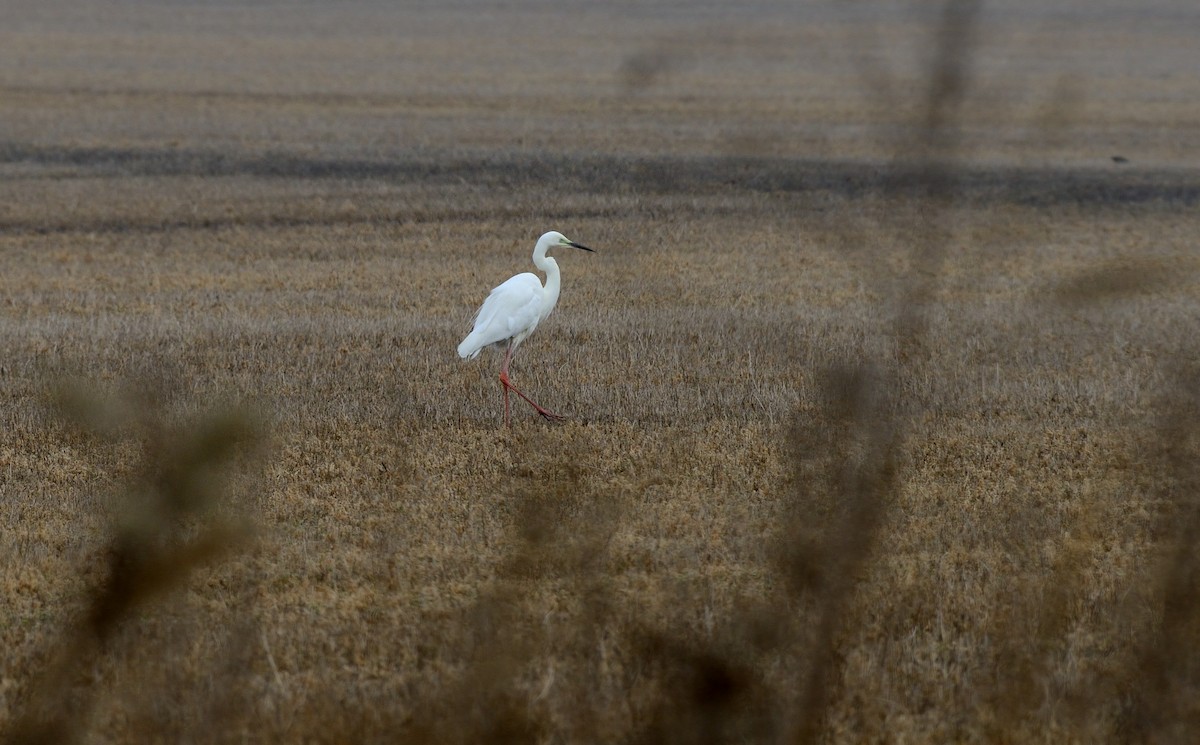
[568,241,595,252]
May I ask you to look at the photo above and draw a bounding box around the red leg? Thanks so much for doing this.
[499,341,566,424]
[508,381,567,423]
[502,343,512,428]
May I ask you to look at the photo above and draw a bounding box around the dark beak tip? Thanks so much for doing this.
[570,242,595,252]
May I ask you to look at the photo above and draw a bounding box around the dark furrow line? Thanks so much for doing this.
[3,143,1198,209]
[0,203,729,238]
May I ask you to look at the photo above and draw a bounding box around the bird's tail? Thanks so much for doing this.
[457,333,483,360]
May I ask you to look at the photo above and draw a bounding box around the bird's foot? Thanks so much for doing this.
[536,408,567,424]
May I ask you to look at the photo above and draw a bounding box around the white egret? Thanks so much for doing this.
[457,230,595,426]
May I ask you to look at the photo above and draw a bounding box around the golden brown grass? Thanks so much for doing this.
[3,1,1200,743]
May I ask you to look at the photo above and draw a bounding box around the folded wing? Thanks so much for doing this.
[457,272,544,359]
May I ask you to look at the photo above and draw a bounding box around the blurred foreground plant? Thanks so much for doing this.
[3,383,262,745]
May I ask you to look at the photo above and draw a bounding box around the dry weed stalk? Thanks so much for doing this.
[1112,368,1200,742]
[782,2,982,741]
[783,367,896,744]
[3,385,260,745]
[396,432,625,743]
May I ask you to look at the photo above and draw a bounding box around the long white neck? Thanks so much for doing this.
[533,241,561,321]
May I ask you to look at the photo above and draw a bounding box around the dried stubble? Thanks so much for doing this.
[4,173,1197,742]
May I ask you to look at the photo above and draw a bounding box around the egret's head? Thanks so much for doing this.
[539,230,595,254]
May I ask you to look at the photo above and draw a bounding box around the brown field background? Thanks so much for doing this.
[2,1,1200,742]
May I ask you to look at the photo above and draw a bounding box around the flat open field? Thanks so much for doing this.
[3,1,1200,742]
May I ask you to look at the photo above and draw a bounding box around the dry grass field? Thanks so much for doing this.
[3,1,1200,742]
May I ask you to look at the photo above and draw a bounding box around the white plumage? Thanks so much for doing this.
[457,230,594,425]
[457,273,545,360]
